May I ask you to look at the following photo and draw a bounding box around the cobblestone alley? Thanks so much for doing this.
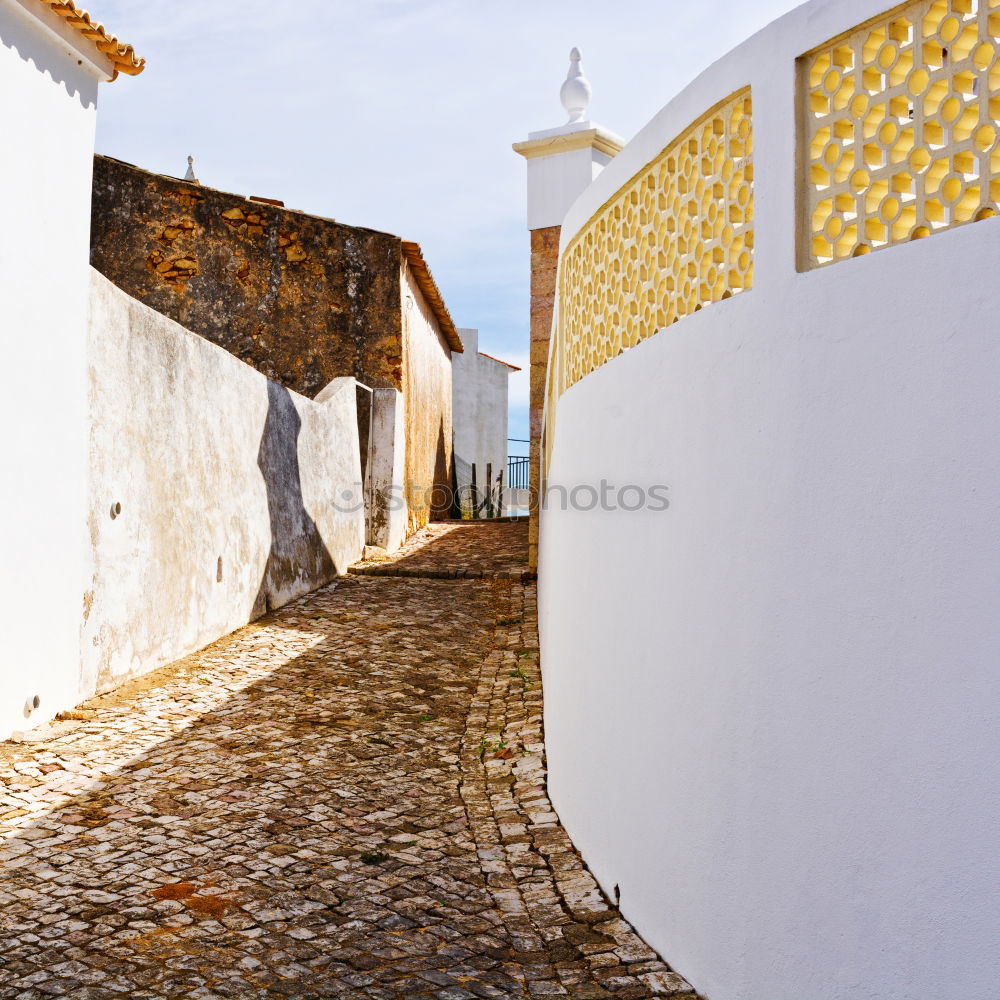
[0,522,693,1000]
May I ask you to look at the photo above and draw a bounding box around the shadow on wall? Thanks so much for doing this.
[433,419,451,521]
[406,419,452,527]
[0,9,99,108]
[253,382,335,616]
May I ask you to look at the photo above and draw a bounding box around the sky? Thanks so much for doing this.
[93,0,800,450]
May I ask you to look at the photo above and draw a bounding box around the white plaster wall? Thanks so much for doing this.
[524,145,616,230]
[539,1,1000,998]
[0,3,102,738]
[453,329,510,515]
[401,265,454,527]
[368,388,408,552]
[83,270,364,696]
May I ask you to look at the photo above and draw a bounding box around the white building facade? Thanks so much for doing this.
[0,0,143,740]
[0,4,377,743]
[452,328,518,517]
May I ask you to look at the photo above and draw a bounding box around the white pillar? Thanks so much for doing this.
[512,48,623,568]
[512,48,625,230]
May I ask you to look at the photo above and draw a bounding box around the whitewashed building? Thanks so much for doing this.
[0,0,143,741]
[0,2,370,742]
[452,328,519,517]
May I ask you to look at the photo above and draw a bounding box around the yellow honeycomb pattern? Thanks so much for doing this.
[803,0,1000,267]
[543,90,753,477]
[555,90,754,398]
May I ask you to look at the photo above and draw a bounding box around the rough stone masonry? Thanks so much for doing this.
[90,155,404,400]
[0,522,696,1000]
[528,226,560,571]
[90,154,461,529]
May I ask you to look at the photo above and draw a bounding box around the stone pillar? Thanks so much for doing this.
[527,226,560,570]
[513,48,623,570]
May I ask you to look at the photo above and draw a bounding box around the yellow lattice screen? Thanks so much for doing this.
[543,90,753,477]
[802,0,1000,267]
[556,90,754,396]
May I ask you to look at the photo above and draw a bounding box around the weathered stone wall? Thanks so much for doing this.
[84,269,365,696]
[90,155,404,399]
[401,262,454,529]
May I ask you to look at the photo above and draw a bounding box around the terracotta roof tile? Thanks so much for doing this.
[479,351,521,371]
[401,241,463,353]
[35,0,144,79]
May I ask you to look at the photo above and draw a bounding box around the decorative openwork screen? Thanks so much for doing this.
[801,0,1000,268]
[555,90,754,398]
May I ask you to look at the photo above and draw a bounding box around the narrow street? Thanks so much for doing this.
[0,522,692,1000]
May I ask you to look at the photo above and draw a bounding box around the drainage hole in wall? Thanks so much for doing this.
[217,556,223,583]
[110,502,122,520]
[24,694,41,718]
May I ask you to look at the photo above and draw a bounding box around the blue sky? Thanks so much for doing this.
[93,0,799,448]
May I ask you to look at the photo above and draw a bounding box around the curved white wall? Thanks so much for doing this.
[539,2,1000,998]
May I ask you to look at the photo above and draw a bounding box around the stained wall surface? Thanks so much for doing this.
[90,155,404,399]
[84,270,365,696]
[528,226,561,567]
[367,389,408,552]
[538,0,1000,998]
[0,2,101,740]
[401,263,455,529]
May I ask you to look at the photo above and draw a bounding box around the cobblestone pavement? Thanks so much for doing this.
[0,522,694,1000]
[350,521,532,580]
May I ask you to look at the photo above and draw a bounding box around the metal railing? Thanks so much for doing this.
[507,456,530,491]
[507,439,530,493]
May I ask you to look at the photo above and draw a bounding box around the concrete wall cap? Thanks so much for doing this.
[314,376,358,406]
[513,125,624,160]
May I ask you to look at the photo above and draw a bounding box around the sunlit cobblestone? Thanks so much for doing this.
[351,521,533,580]
[0,523,693,999]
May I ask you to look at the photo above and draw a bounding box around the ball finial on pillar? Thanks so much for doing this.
[560,47,592,124]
